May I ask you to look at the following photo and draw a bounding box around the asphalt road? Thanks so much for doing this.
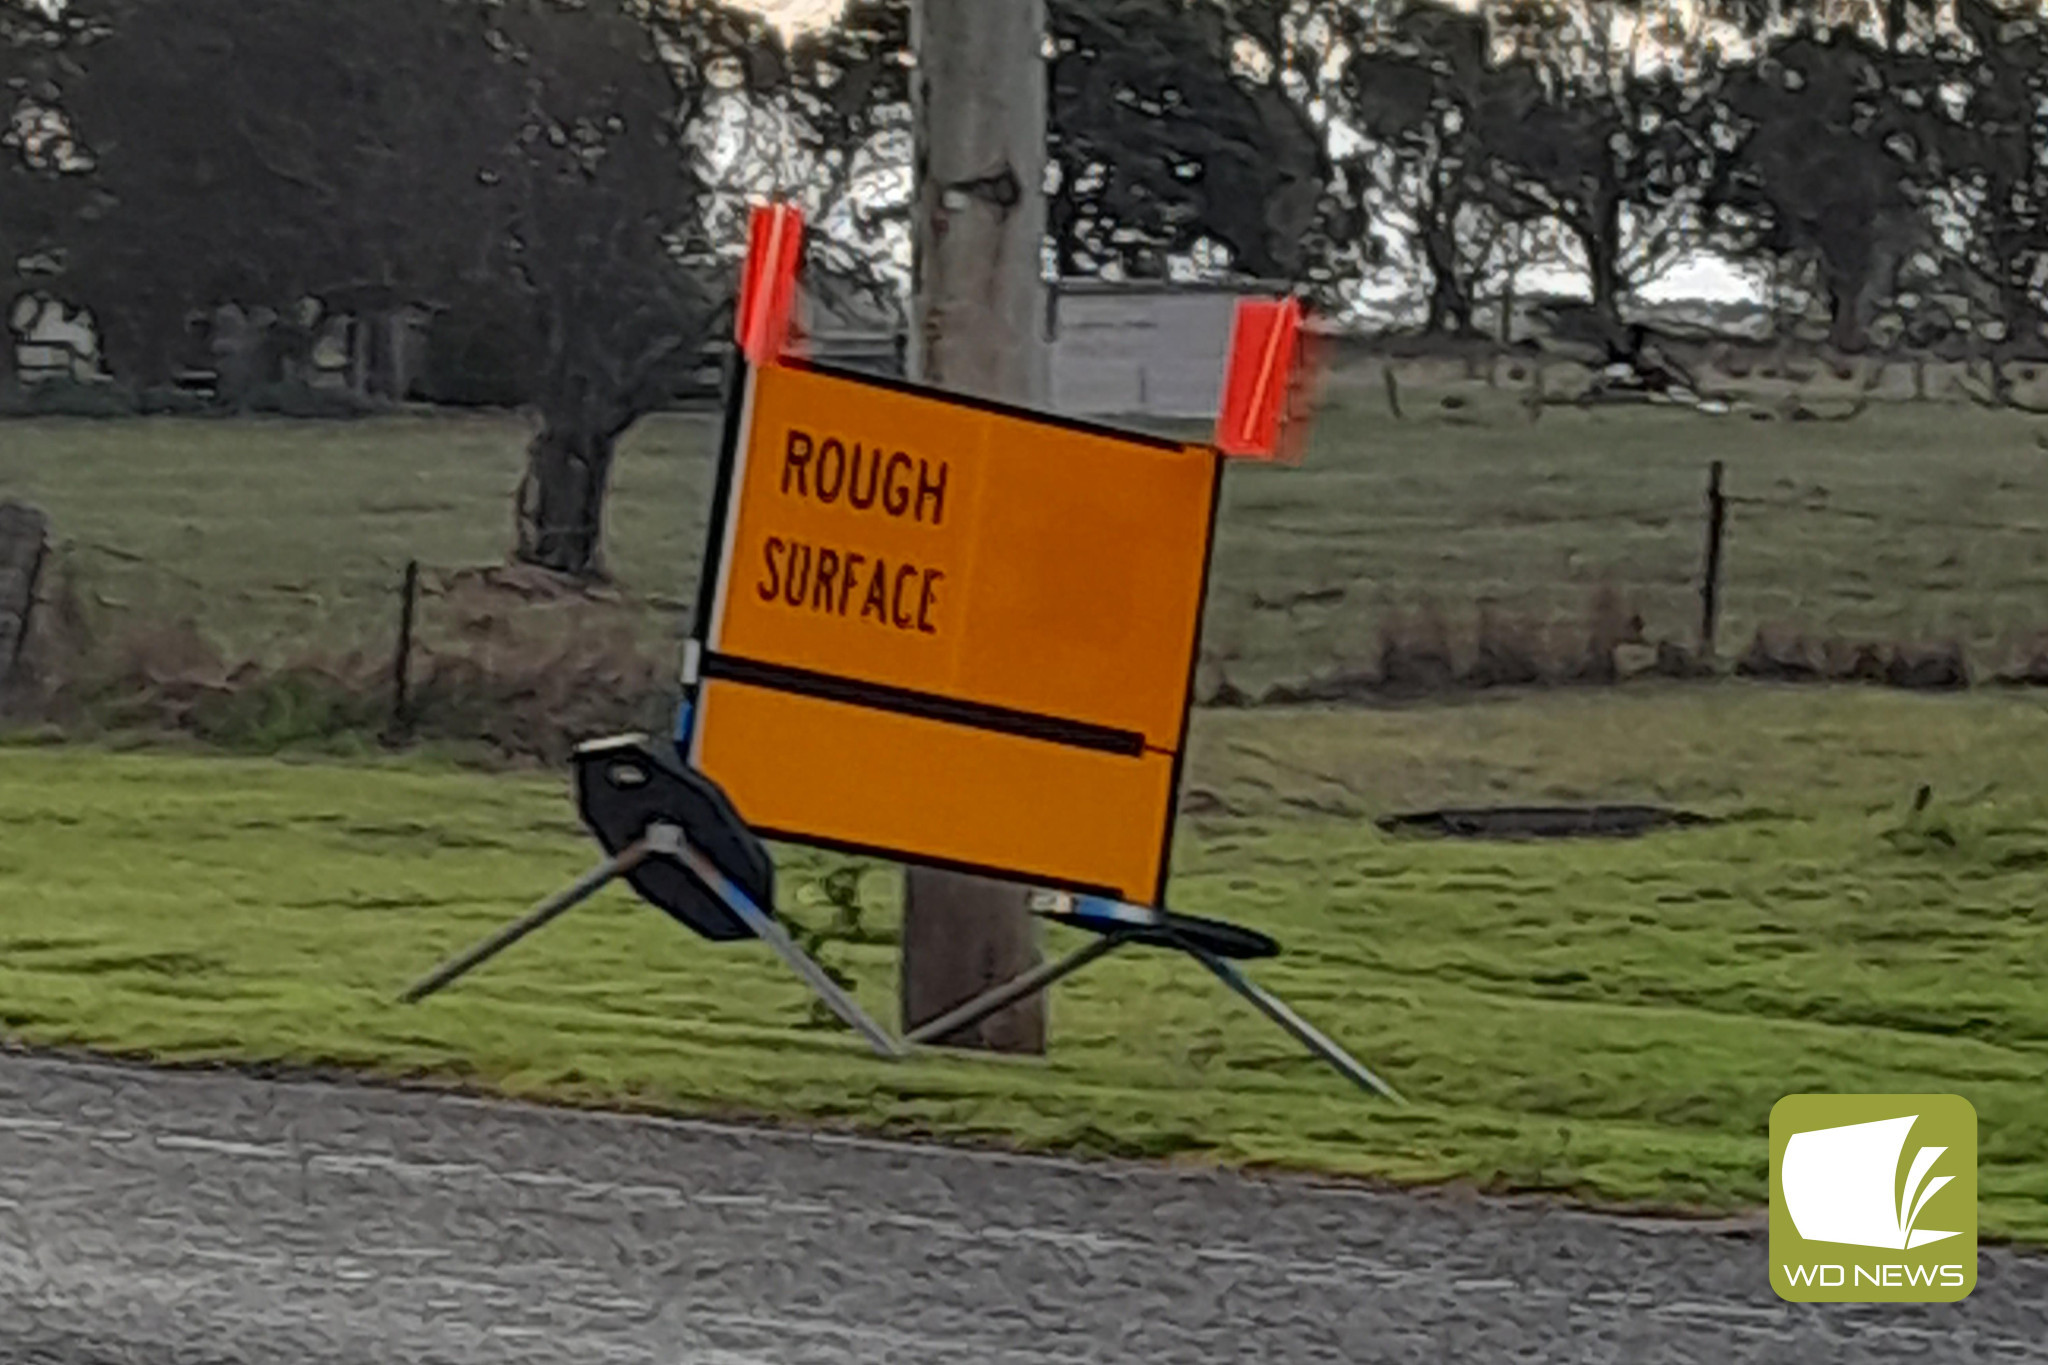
[0,1051,2041,1364]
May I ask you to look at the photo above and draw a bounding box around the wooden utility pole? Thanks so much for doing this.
[901,0,1049,1054]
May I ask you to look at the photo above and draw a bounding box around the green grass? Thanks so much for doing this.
[0,410,717,660]
[5,387,2047,1236]
[4,684,2045,1240]
[10,383,2048,690]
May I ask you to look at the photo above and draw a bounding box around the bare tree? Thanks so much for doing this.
[1048,0,1347,283]
[667,0,911,330]
[1335,4,1505,333]
[1709,26,1936,352]
[1473,0,1722,350]
[1924,0,2048,372]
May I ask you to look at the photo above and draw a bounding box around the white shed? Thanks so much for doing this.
[1048,279,1287,421]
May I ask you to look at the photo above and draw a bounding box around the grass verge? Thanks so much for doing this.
[1,684,2044,1240]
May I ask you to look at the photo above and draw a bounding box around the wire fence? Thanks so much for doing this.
[12,392,2048,756]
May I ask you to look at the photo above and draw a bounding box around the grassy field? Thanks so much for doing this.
[3,384,2045,1238]
[8,380,2048,695]
[3,684,2045,1240]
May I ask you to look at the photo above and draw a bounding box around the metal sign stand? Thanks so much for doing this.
[396,205,1403,1102]
[401,820,1399,1100]
[905,895,1404,1102]
[402,816,905,1059]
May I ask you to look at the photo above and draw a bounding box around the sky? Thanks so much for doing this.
[738,0,844,35]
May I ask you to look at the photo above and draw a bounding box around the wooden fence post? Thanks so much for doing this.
[0,501,49,690]
[390,559,419,740]
[1700,461,1726,660]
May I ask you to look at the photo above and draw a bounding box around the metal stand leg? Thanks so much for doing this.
[1184,944,1406,1104]
[904,934,1128,1047]
[401,839,655,1004]
[651,825,907,1060]
[400,810,1401,1095]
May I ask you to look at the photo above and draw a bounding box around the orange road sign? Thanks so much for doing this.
[686,359,1221,904]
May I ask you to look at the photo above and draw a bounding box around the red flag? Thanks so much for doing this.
[1274,323,1329,466]
[736,203,804,366]
[1215,296,1304,460]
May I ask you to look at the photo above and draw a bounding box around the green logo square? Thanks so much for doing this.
[1770,1093,1977,1303]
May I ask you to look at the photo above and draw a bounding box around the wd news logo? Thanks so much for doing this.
[1770,1094,1977,1302]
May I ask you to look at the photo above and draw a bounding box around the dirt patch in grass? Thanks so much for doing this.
[1377,805,1715,839]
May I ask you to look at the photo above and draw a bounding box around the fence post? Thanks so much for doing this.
[0,501,49,692]
[1699,461,1726,660]
[390,559,419,740]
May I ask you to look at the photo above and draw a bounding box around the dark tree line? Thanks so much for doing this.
[4,0,729,573]
[1337,0,2048,368]
[6,0,2048,573]
[1,0,1356,574]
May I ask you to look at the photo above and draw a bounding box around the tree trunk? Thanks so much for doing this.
[1422,223,1472,335]
[1587,236,1622,340]
[1821,261,1862,355]
[514,419,614,578]
[1997,273,2040,368]
[1418,176,1471,335]
[902,0,1048,1056]
[0,278,15,390]
[214,311,269,410]
[348,316,372,397]
[1827,286,1877,355]
[1819,225,1880,355]
[1578,190,1626,352]
[365,310,411,400]
[0,500,48,691]
[1499,262,1519,346]
[94,294,187,394]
